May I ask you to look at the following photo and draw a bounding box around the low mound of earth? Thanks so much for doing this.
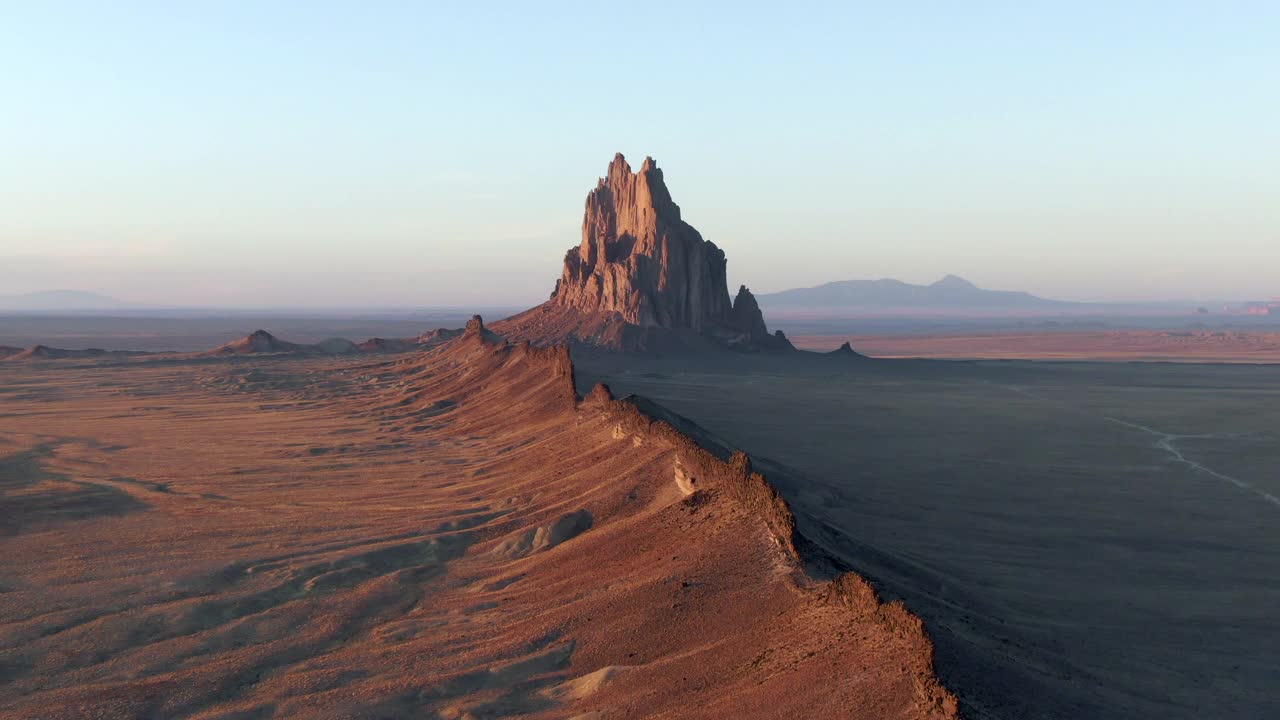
[14,344,107,360]
[356,336,418,353]
[2,345,148,362]
[0,328,955,717]
[205,329,312,356]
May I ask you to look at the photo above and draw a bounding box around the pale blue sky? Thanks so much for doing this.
[3,1,1277,306]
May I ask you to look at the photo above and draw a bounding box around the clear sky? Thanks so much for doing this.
[3,2,1277,307]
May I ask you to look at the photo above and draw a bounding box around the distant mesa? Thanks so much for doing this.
[1,344,150,362]
[1242,301,1279,316]
[7,345,108,361]
[493,153,792,352]
[758,274,1076,311]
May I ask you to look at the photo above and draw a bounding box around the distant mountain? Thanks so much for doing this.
[0,290,128,312]
[757,275,1078,310]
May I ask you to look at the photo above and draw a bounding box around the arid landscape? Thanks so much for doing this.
[5,144,1280,720]
[0,324,958,719]
[5,70,1278,719]
[789,330,1280,363]
[9,4,1280,717]
[1,155,975,719]
[573,350,1280,719]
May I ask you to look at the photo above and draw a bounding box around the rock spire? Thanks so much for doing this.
[494,153,790,352]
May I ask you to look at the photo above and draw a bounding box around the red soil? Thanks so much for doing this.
[0,331,956,719]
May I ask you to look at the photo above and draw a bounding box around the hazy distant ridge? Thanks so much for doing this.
[0,290,127,311]
[758,275,1077,309]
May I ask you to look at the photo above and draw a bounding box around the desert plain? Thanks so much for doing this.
[574,349,1280,719]
[0,330,956,719]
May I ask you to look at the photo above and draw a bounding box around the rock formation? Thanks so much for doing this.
[552,153,731,330]
[729,285,770,341]
[207,330,305,356]
[828,341,866,358]
[494,153,791,352]
[461,314,504,344]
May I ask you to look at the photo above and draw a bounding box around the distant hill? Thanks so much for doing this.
[205,329,309,356]
[0,290,128,312]
[757,275,1078,310]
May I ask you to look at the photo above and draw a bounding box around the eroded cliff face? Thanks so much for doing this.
[496,153,791,352]
[552,153,733,332]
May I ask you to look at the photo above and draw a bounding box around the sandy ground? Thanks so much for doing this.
[0,339,954,719]
[791,330,1280,362]
[574,351,1280,720]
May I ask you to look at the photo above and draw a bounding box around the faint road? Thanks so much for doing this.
[1103,416,1280,510]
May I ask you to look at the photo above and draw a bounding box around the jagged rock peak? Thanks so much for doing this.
[494,153,793,353]
[730,285,770,340]
[551,152,730,331]
[585,382,615,404]
[828,340,863,358]
[461,314,506,345]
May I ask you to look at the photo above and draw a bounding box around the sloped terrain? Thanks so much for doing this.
[0,331,955,718]
[572,349,1280,719]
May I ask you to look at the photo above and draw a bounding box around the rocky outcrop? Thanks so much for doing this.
[415,327,464,346]
[730,285,769,339]
[829,341,865,358]
[376,315,957,718]
[207,330,303,355]
[552,153,732,330]
[493,154,789,352]
[461,314,504,344]
[729,285,794,350]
